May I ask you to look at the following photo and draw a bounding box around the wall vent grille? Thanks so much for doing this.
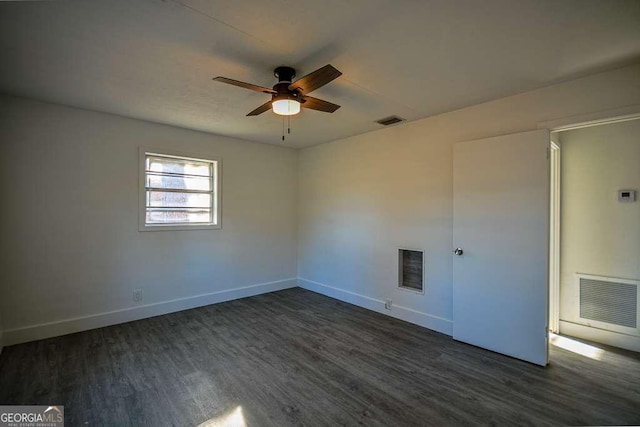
[398,249,424,293]
[375,116,405,126]
[579,276,637,329]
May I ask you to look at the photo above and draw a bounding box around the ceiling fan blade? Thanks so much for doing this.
[213,76,276,94]
[247,101,273,116]
[301,96,341,113]
[289,64,342,94]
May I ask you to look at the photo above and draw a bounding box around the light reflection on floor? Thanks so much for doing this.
[550,333,605,360]
[198,406,247,427]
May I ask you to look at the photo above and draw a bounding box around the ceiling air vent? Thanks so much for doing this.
[375,115,405,126]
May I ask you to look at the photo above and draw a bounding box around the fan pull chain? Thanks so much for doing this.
[281,115,293,142]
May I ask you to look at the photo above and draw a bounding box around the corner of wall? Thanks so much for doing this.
[295,147,302,281]
[0,313,4,356]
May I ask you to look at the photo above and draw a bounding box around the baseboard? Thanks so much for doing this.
[2,278,297,347]
[559,320,640,353]
[298,278,453,336]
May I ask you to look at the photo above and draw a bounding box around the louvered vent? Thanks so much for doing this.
[579,277,637,328]
[398,249,424,292]
[375,116,405,126]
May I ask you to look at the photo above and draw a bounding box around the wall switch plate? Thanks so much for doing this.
[133,289,143,302]
[385,299,392,310]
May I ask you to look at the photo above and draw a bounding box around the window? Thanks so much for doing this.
[139,148,220,231]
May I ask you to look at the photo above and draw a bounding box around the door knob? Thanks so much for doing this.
[453,248,464,256]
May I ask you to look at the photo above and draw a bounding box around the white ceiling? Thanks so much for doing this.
[1,0,639,148]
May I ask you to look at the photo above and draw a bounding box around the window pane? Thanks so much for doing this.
[142,152,218,228]
[146,173,211,191]
[147,191,211,208]
[146,156,211,177]
[146,208,211,224]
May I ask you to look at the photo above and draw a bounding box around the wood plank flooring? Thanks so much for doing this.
[1,288,639,426]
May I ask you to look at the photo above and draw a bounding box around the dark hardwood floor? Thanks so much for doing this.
[1,288,639,426]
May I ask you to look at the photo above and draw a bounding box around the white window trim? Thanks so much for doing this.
[138,146,222,232]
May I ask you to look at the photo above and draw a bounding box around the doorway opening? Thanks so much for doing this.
[548,113,640,353]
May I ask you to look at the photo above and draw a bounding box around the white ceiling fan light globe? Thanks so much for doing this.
[272,99,300,116]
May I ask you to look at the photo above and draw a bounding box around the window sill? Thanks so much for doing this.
[138,223,221,232]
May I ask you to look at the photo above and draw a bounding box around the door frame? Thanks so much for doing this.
[538,104,640,133]
[540,105,640,337]
[548,140,560,333]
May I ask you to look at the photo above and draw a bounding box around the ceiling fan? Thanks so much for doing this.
[213,64,342,117]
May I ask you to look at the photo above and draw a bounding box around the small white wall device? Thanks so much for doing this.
[617,189,636,202]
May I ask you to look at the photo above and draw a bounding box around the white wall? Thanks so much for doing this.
[0,96,298,345]
[559,119,640,324]
[2,64,640,348]
[297,63,640,335]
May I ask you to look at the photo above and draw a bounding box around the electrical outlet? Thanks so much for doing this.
[133,289,143,302]
[385,299,392,310]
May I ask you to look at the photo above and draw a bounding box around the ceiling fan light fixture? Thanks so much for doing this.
[272,98,300,116]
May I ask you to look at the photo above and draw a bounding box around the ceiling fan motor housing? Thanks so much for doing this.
[273,66,302,103]
[272,82,302,103]
[274,66,296,83]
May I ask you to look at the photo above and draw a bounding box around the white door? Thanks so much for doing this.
[453,129,550,366]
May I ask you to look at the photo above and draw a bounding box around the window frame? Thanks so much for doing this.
[138,147,222,232]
